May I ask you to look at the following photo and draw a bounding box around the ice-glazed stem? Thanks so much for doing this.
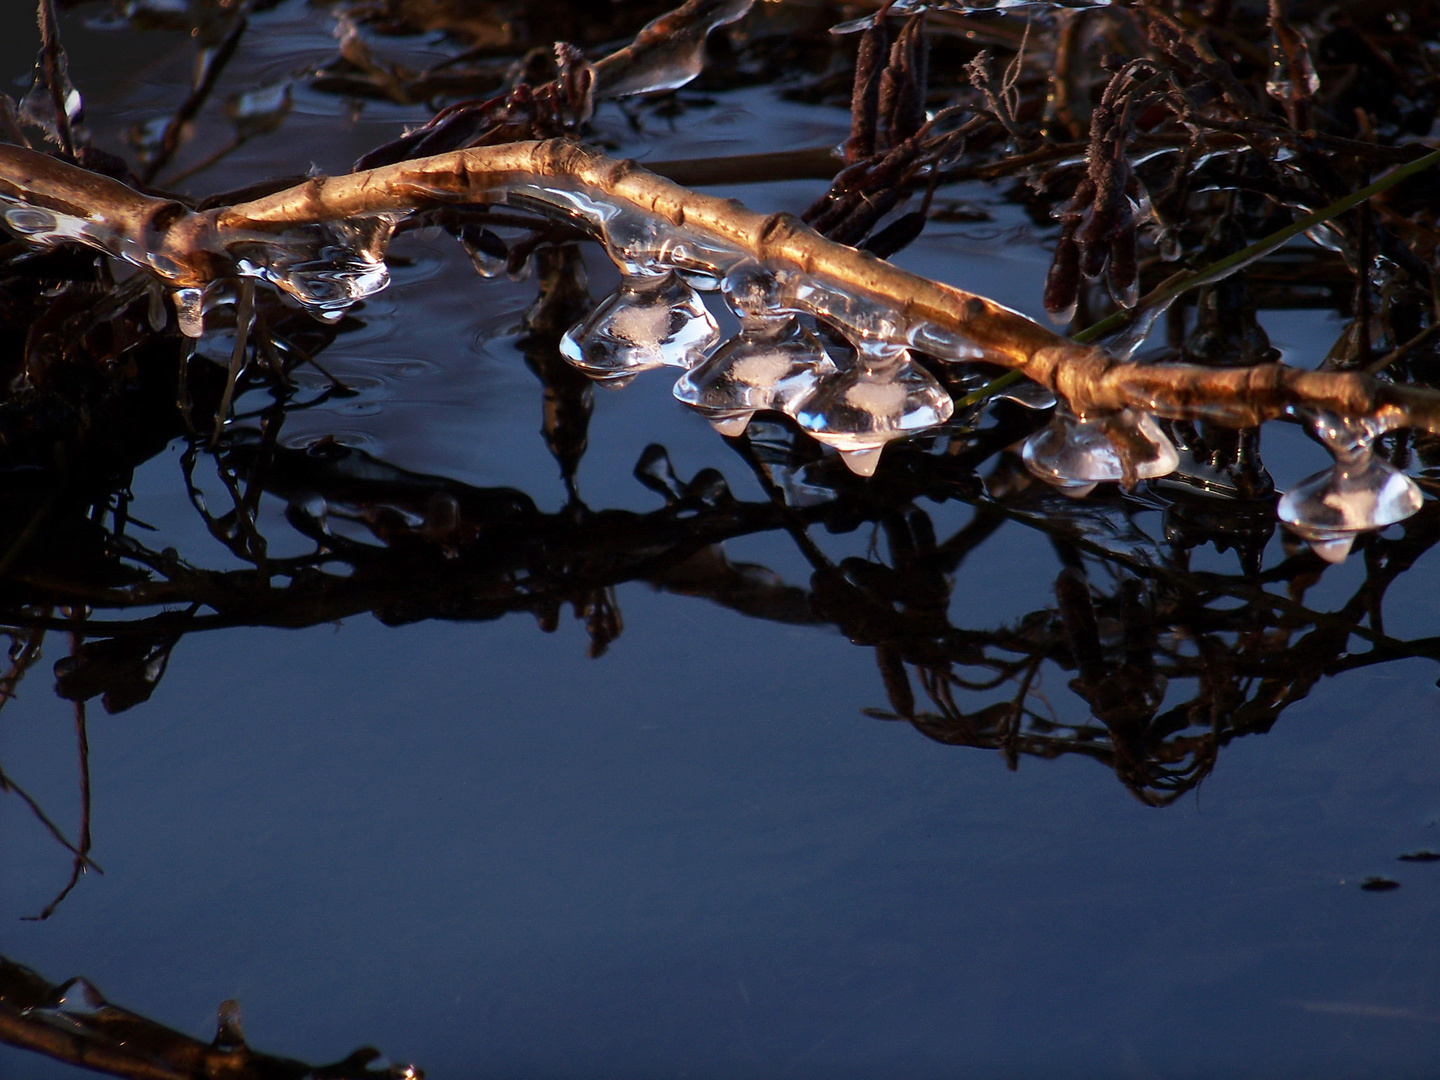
[6,137,1440,436]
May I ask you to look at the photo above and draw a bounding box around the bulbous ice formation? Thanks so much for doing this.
[673,317,832,436]
[789,342,953,476]
[1277,411,1423,563]
[232,215,398,316]
[1022,408,1180,490]
[559,269,720,385]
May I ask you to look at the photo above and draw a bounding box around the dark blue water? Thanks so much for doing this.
[3,4,1440,1078]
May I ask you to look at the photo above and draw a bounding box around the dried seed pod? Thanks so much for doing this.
[877,13,928,150]
[1044,223,1083,319]
[845,14,889,162]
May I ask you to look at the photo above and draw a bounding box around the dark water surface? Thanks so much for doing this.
[3,4,1440,1078]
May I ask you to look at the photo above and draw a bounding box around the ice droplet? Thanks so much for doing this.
[1307,535,1355,564]
[1022,409,1180,488]
[453,223,508,278]
[1276,412,1422,559]
[673,316,831,434]
[560,270,720,383]
[172,287,206,338]
[36,978,108,1026]
[710,414,750,437]
[1265,26,1321,103]
[839,446,885,477]
[602,211,669,278]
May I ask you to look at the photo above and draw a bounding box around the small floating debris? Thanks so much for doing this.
[1398,851,1440,863]
[1360,876,1401,892]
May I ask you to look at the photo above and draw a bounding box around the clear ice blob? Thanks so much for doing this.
[1265,26,1321,103]
[673,316,832,436]
[232,214,396,317]
[783,275,909,347]
[1022,408,1180,489]
[724,261,916,349]
[908,322,991,363]
[560,270,720,385]
[1276,411,1422,561]
[504,184,620,231]
[789,343,953,476]
[720,260,788,323]
[601,210,669,278]
[598,0,753,97]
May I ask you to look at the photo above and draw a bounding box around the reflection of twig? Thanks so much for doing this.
[0,767,96,870]
[0,952,422,1079]
[0,622,103,870]
[141,11,249,184]
[25,697,92,921]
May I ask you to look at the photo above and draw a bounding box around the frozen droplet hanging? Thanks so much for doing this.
[789,343,953,477]
[1022,408,1180,489]
[232,215,397,317]
[1276,411,1422,561]
[560,270,720,385]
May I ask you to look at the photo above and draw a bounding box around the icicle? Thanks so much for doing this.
[171,286,206,339]
[1265,12,1320,106]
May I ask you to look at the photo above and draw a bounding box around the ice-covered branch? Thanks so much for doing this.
[0,136,1436,543]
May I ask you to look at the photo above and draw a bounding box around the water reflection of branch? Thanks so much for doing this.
[3,421,1438,816]
[0,953,420,1080]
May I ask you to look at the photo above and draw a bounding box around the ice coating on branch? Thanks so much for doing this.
[560,270,720,385]
[18,36,83,150]
[511,185,621,230]
[1022,409,1180,489]
[832,0,1111,34]
[597,0,754,98]
[43,978,108,1019]
[598,208,748,289]
[0,192,396,328]
[1277,411,1423,563]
